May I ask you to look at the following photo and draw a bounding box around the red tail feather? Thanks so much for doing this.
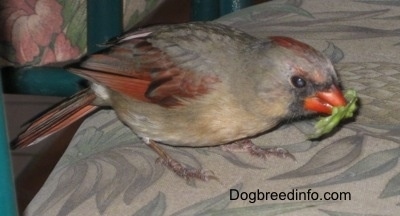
[11,89,98,149]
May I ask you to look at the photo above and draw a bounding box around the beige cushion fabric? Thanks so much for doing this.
[26,0,400,215]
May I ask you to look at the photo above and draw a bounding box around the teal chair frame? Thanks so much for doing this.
[0,74,17,216]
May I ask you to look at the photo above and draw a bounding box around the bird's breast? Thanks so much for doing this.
[109,84,284,147]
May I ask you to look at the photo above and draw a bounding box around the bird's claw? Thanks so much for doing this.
[249,146,296,161]
[146,139,218,181]
[156,157,218,181]
[222,139,296,161]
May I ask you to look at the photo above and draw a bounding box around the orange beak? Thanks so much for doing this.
[304,85,347,115]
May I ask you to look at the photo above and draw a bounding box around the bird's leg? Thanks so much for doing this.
[221,139,296,161]
[143,138,217,181]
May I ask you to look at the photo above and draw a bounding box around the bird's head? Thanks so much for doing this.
[255,36,347,118]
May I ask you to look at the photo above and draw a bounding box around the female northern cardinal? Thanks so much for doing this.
[13,22,346,180]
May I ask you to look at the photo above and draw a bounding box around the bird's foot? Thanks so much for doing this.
[156,157,217,181]
[222,139,296,161]
[144,138,218,181]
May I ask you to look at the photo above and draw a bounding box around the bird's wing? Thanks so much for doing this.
[70,28,223,107]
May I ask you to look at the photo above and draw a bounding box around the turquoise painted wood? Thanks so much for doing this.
[220,0,253,16]
[191,0,220,21]
[192,0,253,21]
[0,72,18,216]
[87,0,123,54]
[2,67,83,97]
[3,67,83,97]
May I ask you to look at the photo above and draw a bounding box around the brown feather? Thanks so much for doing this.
[12,89,97,149]
[72,39,220,107]
[70,68,151,103]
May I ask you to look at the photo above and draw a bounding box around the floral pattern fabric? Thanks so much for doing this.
[0,0,162,66]
[26,0,400,215]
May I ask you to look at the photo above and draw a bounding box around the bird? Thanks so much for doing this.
[12,22,347,181]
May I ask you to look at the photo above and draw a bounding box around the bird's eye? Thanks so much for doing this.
[290,76,307,88]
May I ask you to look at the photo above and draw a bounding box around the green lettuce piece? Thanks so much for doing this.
[309,89,358,139]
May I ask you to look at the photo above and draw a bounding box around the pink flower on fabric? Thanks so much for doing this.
[0,0,81,65]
